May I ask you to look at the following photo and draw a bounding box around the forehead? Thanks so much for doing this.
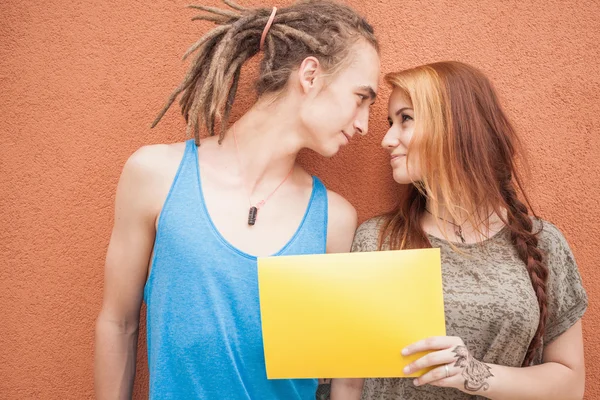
[333,41,380,88]
[388,87,412,111]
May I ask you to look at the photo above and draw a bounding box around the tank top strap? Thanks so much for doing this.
[177,139,198,183]
[157,138,200,209]
[280,176,328,255]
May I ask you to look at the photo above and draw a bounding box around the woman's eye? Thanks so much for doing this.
[402,114,413,123]
[388,118,393,127]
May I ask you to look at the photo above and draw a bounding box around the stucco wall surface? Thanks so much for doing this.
[1,0,598,398]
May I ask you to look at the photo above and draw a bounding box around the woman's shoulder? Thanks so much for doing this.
[531,218,572,254]
[357,216,385,235]
[530,217,584,291]
[351,216,385,252]
[531,218,588,345]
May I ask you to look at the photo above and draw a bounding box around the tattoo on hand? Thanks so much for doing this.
[453,345,493,392]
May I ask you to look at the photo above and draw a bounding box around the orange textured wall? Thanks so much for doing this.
[1,0,598,398]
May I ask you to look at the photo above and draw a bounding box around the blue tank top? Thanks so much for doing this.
[143,139,326,399]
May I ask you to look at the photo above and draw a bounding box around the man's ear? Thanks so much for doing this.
[297,56,321,94]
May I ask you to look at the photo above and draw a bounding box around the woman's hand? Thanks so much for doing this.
[402,336,494,395]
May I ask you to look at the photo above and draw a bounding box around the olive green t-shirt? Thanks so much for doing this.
[351,217,588,400]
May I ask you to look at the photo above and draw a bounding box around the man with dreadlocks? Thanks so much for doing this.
[94,0,379,399]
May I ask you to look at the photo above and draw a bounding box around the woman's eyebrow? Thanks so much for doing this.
[395,107,412,115]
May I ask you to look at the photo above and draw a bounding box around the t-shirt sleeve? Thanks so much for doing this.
[351,218,381,253]
[540,221,588,345]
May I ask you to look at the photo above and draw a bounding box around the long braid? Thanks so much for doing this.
[151,0,378,145]
[502,178,548,366]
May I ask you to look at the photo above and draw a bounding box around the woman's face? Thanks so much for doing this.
[299,40,380,157]
[382,88,422,184]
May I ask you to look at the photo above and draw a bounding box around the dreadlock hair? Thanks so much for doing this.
[381,61,548,367]
[151,0,378,145]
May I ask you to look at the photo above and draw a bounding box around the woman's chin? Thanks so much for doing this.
[392,170,412,185]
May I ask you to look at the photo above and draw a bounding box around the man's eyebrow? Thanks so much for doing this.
[358,85,377,101]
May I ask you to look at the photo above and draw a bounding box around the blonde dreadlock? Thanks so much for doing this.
[151,0,378,145]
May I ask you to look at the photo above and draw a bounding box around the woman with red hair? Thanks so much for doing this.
[351,61,587,400]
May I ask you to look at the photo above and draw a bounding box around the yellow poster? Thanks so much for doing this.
[257,248,445,379]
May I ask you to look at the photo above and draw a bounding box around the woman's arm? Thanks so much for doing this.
[403,321,585,400]
[330,379,365,400]
[481,321,585,400]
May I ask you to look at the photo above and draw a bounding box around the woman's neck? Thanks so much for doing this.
[422,198,506,243]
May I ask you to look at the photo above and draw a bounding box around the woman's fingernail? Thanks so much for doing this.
[401,349,408,356]
[413,379,419,386]
[403,366,410,374]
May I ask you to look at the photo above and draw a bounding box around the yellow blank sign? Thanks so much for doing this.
[257,248,445,379]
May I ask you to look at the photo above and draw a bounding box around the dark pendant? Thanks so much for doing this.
[248,206,258,225]
[456,226,466,243]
